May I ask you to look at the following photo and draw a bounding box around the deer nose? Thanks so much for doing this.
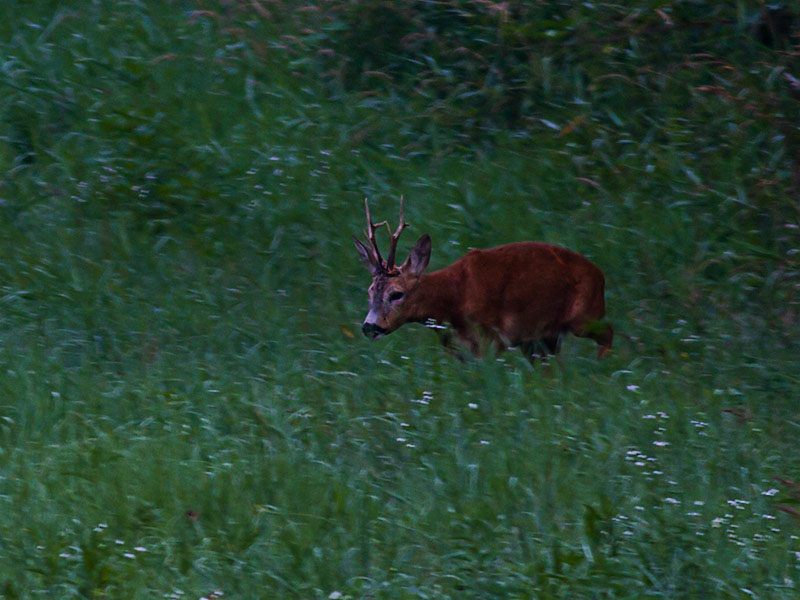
[362,322,388,339]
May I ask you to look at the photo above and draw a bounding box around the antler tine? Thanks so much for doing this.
[385,195,410,271]
[364,198,386,270]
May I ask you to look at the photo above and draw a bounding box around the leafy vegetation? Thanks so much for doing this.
[1,1,798,598]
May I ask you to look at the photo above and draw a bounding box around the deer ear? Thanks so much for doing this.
[402,233,431,276]
[353,235,380,275]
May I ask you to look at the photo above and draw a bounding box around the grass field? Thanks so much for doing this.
[1,2,799,598]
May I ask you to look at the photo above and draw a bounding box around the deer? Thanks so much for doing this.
[353,198,613,365]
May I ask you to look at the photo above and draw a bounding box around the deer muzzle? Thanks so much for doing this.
[362,322,388,340]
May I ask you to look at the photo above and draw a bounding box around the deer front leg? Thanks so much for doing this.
[453,324,483,358]
[434,328,470,362]
[426,318,477,361]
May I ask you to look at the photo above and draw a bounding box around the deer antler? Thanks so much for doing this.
[363,198,387,270]
[385,195,409,272]
[362,197,409,273]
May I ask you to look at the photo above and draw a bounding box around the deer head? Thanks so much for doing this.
[353,197,431,339]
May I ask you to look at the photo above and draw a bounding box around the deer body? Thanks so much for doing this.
[354,200,612,364]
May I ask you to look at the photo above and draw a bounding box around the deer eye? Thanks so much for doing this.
[388,291,405,302]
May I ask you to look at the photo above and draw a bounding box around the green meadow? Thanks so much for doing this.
[1,2,799,598]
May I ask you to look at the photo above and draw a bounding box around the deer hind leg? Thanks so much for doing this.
[569,320,613,359]
[519,335,561,367]
[519,341,542,367]
[543,334,563,355]
[564,284,612,359]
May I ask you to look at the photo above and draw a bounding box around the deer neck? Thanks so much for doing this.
[409,268,461,325]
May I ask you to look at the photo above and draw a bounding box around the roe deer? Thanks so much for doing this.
[353,198,612,364]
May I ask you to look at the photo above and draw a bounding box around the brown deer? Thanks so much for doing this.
[353,198,613,364]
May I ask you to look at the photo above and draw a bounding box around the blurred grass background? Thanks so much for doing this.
[1,1,799,598]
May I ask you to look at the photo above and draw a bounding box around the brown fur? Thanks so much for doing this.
[359,239,612,364]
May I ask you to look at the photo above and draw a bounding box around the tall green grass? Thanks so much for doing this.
[1,2,798,598]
